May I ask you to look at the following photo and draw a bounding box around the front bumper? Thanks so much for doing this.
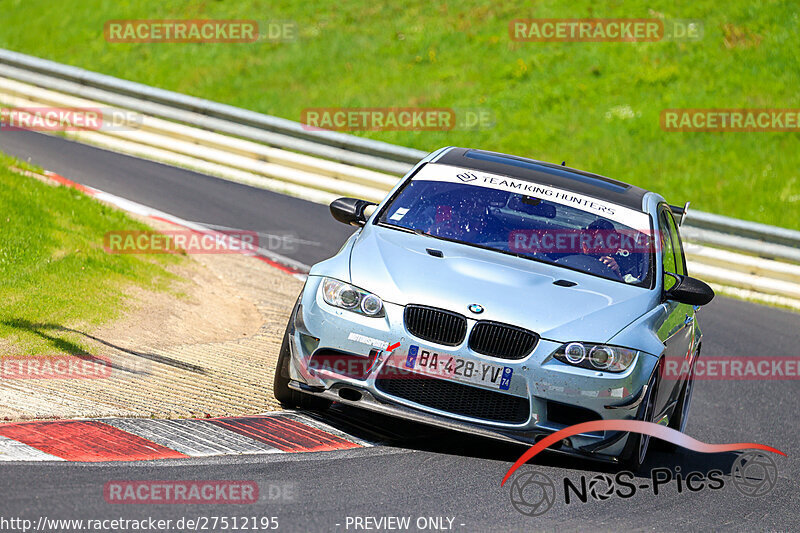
[286,276,659,461]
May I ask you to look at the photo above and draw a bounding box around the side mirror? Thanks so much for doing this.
[329,197,377,227]
[664,272,715,306]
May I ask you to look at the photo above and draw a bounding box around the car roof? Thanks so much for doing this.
[434,147,651,211]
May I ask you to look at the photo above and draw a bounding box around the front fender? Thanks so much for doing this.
[308,229,360,282]
[606,302,669,357]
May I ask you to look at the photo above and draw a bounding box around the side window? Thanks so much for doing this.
[659,210,677,290]
[663,210,687,276]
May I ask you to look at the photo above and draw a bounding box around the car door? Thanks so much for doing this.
[654,206,694,424]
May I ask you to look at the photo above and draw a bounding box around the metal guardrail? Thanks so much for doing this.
[0,49,426,162]
[0,47,798,306]
[681,226,800,264]
[688,210,800,245]
[682,211,800,263]
[0,49,796,240]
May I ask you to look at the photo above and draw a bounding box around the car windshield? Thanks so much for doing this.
[377,171,654,287]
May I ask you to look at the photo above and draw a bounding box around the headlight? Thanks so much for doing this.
[553,342,637,372]
[564,342,586,364]
[321,278,385,317]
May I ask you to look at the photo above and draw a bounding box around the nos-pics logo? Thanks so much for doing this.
[509,451,779,517]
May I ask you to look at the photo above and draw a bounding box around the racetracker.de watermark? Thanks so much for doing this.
[0,356,112,379]
[508,229,654,255]
[104,230,259,255]
[104,481,260,504]
[509,18,703,42]
[661,109,800,132]
[662,356,800,380]
[104,20,297,43]
[300,107,495,131]
[0,107,143,132]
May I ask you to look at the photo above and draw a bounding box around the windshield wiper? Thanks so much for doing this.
[412,228,451,243]
[378,222,441,240]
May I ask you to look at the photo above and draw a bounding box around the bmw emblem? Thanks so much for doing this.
[468,304,484,314]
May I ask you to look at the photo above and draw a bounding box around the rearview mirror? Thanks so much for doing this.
[664,273,715,306]
[330,197,377,227]
[507,196,557,218]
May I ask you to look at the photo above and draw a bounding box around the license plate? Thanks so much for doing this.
[402,345,513,390]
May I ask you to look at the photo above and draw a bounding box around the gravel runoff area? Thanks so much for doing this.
[0,217,305,421]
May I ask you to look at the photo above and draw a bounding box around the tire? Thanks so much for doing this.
[660,348,699,452]
[620,360,661,471]
[273,322,332,411]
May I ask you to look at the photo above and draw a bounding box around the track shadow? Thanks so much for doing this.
[304,403,742,477]
[0,318,206,375]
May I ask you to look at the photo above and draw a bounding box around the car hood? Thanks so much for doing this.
[349,227,657,343]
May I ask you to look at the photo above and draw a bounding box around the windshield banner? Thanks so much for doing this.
[413,163,651,230]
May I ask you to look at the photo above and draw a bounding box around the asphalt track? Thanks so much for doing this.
[1,130,799,531]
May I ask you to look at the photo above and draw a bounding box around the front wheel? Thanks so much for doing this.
[620,360,661,471]
[659,348,699,451]
[273,327,332,411]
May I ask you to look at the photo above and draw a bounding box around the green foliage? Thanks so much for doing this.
[0,0,798,227]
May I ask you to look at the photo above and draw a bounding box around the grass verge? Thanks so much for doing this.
[0,153,182,355]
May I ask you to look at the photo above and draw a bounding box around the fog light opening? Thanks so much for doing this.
[338,388,363,402]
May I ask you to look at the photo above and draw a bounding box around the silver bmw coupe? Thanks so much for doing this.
[274,147,714,468]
